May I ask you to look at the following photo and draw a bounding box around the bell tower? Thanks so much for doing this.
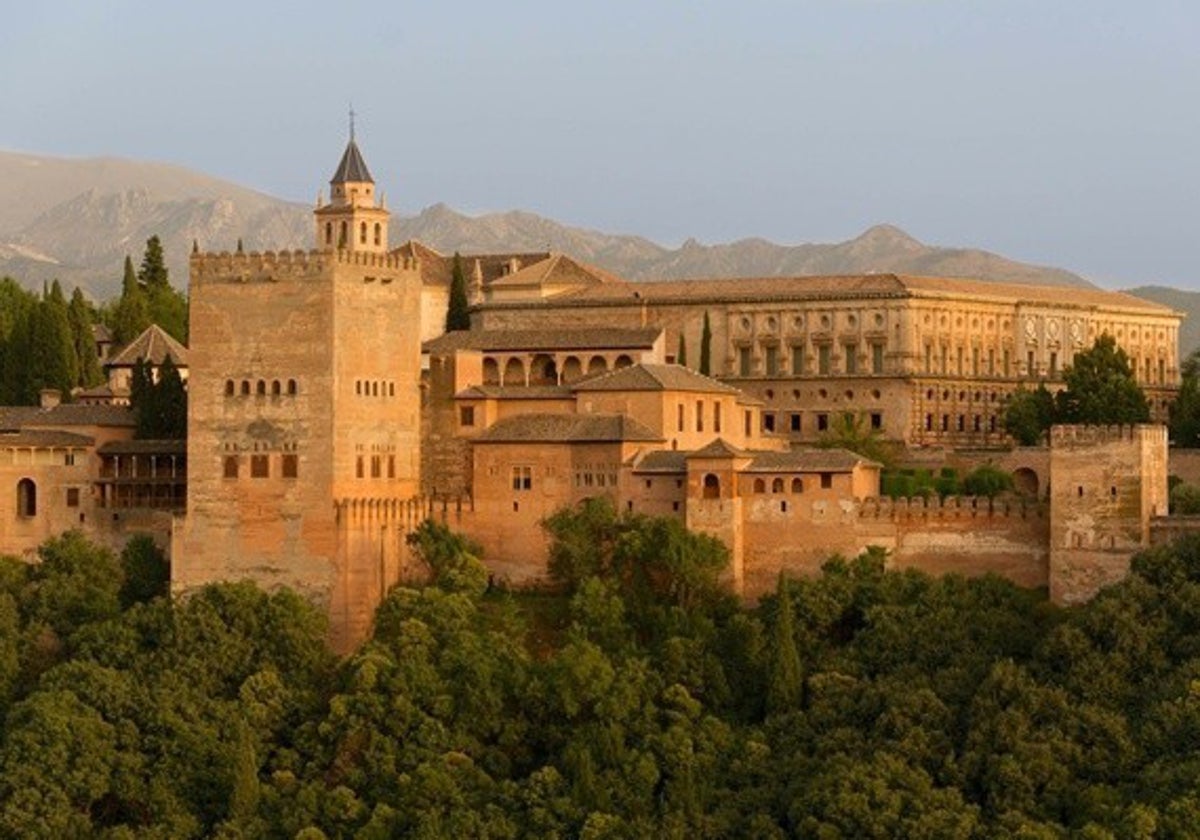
[314,112,390,253]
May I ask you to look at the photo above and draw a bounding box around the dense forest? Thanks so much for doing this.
[5,503,1200,837]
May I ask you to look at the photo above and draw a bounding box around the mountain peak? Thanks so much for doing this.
[854,224,921,248]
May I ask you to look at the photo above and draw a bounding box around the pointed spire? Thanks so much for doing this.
[331,108,373,184]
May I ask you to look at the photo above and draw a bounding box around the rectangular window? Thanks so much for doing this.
[1027,350,1036,376]
[696,400,704,432]
[371,455,382,478]
[678,403,685,432]
[818,345,831,375]
[738,346,751,376]
[387,455,396,478]
[988,349,996,376]
[64,452,76,467]
[763,412,776,433]
[792,345,805,375]
[1050,352,1058,377]
[356,456,364,479]
[512,466,532,491]
[744,410,752,436]
[942,414,949,432]
[224,456,239,479]
[1003,349,1011,377]
[925,413,933,431]
[941,346,948,374]
[765,345,778,376]
[844,343,858,375]
[460,406,475,427]
[714,403,722,433]
[925,345,933,374]
[250,455,269,478]
[871,343,884,375]
[957,347,964,375]
[282,454,298,478]
[972,347,980,376]
[870,412,882,430]
[790,412,802,432]
[817,413,829,431]
[820,473,833,489]
[66,488,80,507]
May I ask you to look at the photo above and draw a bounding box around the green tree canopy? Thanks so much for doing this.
[1056,333,1149,425]
[445,252,471,332]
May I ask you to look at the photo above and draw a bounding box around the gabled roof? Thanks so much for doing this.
[108,325,188,368]
[0,404,135,430]
[686,438,747,459]
[488,253,626,290]
[572,363,742,396]
[474,412,663,444]
[744,448,881,472]
[0,429,94,448]
[425,327,662,354]
[392,241,554,289]
[331,139,373,184]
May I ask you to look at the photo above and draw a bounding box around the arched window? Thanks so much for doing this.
[271,380,281,396]
[325,222,333,245]
[339,221,348,247]
[372,382,379,397]
[389,383,395,397]
[614,354,634,369]
[587,355,608,376]
[224,379,234,396]
[483,358,500,385]
[287,379,297,396]
[791,477,803,494]
[753,478,766,494]
[503,357,525,386]
[360,221,367,244]
[256,380,266,396]
[772,477,784,493]
[561,356,582,383]
[241,380,251,396]
[374,223,381,246]
[703,473,720,499]
[16,479,36,517]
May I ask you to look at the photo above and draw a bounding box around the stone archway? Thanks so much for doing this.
[503,357,525,386]
[703,473,720,499]
[482,358,500,386]
[1013,467,1039,497]
[530,354,557,385]
[561,356,583,383]
[587,355,608,376]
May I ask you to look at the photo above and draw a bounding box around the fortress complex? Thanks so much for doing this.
[0,135,1183,650]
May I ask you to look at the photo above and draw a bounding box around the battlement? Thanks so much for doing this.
[190,248,418,283]
[858,494,1043,521]
[1050,423,1167,448]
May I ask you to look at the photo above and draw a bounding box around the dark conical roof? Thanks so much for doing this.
[330,139,373,184]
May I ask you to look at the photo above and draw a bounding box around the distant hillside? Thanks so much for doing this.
[1,150,1094,300]
[1126,286,1200,356]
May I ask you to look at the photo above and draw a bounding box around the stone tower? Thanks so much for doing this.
[1048,424,1169,605]
[175,134,424,651]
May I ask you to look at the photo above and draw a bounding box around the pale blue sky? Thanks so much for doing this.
[1,1,1197,288]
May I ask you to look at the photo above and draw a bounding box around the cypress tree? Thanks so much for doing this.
[130,359,157,438]
[68,287,101,387]
[138,235,169,290]
[113,256,151,346]
[156,357,188,439]
[677,333,688,367]
[25,287,78,400]
[445,252,471,332]
[699,311,713,376]
[766,575,803,715]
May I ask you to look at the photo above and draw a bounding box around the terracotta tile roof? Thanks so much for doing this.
[632,450,689,473]
[572,363,742,396]
[497,272,1175,315]
[108,325,189,368]
[425,327,662,354]
[0,429,94,448]
[744,448,880,472]
[98,439,186,455]
[331,138,373,184]
[394,241,553,288]
[475,413,663,443]
[487,253,627,290]
[0,404,136,430]
[456,385,574,400]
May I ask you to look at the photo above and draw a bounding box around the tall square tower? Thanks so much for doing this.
[174,135,423,651]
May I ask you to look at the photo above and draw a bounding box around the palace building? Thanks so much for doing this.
[0,135,1183,650]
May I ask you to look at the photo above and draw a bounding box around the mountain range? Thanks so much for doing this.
[0,150,1192,352]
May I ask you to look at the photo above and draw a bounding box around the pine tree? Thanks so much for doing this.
[699,311,713,376]
[677,333,688,367]
[445,252,471,332]
[766,575,803,715]
[138,235,169,290]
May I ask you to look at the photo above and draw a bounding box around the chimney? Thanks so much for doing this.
[39,389,62,409]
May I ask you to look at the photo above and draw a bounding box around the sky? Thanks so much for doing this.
[1,0,1197,289]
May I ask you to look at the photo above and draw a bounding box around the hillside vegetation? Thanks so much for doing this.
[4,504,1200,837]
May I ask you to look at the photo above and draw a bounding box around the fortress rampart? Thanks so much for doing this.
[190,249,419,284]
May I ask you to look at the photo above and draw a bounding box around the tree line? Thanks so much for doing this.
[6,507,1200,836]
[0,235,187,407]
